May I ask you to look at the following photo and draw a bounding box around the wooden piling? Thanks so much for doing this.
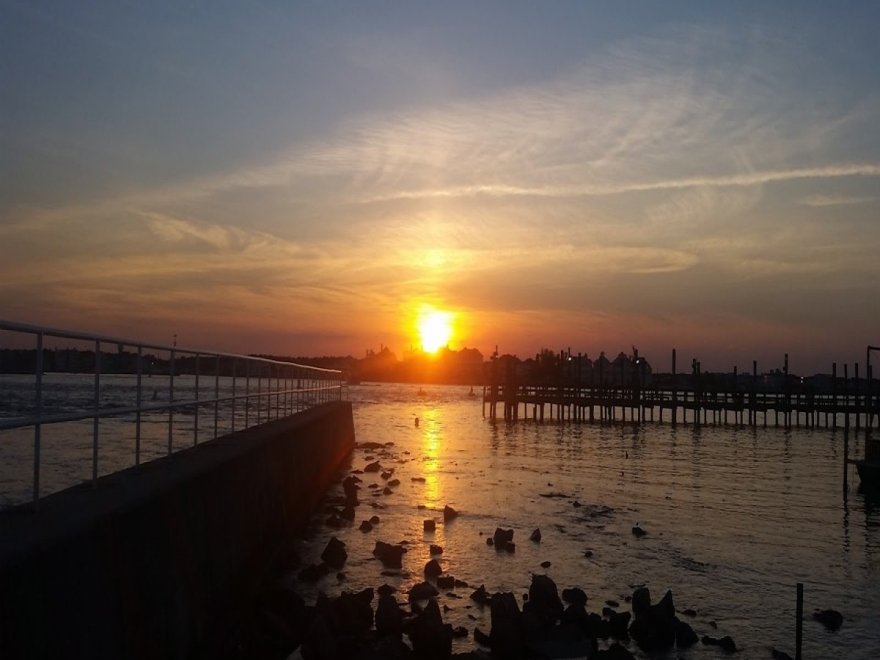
[795,582,803,660]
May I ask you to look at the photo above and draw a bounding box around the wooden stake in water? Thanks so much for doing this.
[796,582,803,660]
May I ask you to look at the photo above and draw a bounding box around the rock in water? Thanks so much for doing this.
[628,588,676,653]
[443,505,459,521]
[320,537,347,569]
[595,642,636,659]
[609,611,631,639]
[530,528,542,542]
[674,619,698,648]
[490,592,523,658]
[470,585,491,606]
[424,519,436,532]
[813,608,843,631]
[375,592,403,637]
[409,581,440,601]
[524,574,563,628]
[562,587,587,608]
[408,599,453,659]
[701,635,737,652]
[493,527,514,550]
[424,559,443,579]
[342,475,360,505]
[373,540,406,568]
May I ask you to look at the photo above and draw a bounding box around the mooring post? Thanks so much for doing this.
[832,362,837,429]
[795,582,803,660]
[844,426,849,492]
[752,360,758,427]
[671,348,677,427]
[844,363,850,429]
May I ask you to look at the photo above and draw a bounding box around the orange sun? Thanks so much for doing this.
[417,309,453,353]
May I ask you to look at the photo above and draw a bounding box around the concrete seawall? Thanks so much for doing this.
[0,401,355,660]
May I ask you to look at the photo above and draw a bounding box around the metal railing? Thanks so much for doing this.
[0,319,344,509]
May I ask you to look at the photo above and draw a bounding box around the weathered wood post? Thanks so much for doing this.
[671,348,678,426]
[855,362,860,431]
[795,582,803,660]
[844,363,850,429]
[752,360,758,427]
[832,362,837,429]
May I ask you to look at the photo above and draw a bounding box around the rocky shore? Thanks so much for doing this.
[199,439,842,659]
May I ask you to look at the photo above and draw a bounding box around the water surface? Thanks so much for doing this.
[291,382,879,659]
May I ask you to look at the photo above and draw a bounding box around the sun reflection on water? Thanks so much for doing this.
[419,406,443,508]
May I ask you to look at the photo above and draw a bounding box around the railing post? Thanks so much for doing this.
[231,359,237,432]
[214,354,220,439]
[32,331,44,509]
[93,340,101,486]
[168,348,175,456]
[244,361,250,428]
[135,345,142,466]
[194,353,200,446]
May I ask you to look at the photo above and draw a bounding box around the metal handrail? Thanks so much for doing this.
[0,319,344,509]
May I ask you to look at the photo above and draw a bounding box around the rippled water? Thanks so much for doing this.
[291,382,880,659]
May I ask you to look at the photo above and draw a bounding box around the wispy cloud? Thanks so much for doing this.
[799,194,877,207]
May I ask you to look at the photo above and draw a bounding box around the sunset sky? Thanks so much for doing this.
[2,1,879,373]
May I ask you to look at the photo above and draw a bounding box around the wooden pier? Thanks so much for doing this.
[482,349,879,432]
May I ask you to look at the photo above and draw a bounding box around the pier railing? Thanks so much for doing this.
[0,319,344,509]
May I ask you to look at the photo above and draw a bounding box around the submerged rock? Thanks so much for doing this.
[813,608,843,631]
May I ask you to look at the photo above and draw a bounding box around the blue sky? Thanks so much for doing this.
[2,1,879,372]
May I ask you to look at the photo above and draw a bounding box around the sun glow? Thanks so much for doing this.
[417,308,453,354]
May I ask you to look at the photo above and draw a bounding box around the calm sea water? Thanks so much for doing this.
[2,377,878,658]
[290,382,879,659]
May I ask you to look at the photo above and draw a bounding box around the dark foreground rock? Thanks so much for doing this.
[320,537,347,570]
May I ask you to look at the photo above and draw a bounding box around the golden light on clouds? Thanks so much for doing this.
[415,306,454,353]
